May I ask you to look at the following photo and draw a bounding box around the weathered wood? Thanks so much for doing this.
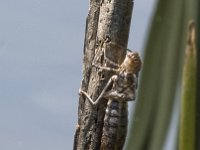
[74,0,133,149]
[73,0,101,149]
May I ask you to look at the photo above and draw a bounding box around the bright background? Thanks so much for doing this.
[0,0,156,149]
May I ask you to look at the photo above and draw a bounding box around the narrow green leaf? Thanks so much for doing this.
[179,21,197,150]
[196,1,200,149]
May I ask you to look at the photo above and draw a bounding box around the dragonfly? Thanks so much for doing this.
[80,40,142,150]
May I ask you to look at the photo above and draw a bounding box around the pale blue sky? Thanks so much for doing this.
[0,0,156,149]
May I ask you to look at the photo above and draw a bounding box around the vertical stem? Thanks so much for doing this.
[179,21,196,150]
[73,0,101,149]
[196,2,200,149]
[73,0,133,149]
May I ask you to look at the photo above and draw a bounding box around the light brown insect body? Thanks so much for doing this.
[80,49,142,150]
[100,51,141,150]
[120,51,142,75]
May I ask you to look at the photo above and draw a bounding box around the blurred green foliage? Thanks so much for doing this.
[125,0,199,149]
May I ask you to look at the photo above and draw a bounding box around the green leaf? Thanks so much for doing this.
[196,1,200,149]
[179,21,197,150]
[125,0,198,149]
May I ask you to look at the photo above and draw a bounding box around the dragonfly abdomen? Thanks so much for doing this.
[100,100,128,150]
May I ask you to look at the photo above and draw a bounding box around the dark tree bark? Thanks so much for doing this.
[73,0,134,149]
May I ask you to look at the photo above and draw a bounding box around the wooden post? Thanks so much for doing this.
[73,0,134,149]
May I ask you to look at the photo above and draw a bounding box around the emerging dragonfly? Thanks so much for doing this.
[80,42,142,150]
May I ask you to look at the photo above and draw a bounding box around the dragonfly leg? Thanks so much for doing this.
[79,90,96,105]
[79,75,117,106]
[92,63,119,73]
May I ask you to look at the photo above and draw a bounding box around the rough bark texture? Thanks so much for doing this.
[73,0,133,149]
